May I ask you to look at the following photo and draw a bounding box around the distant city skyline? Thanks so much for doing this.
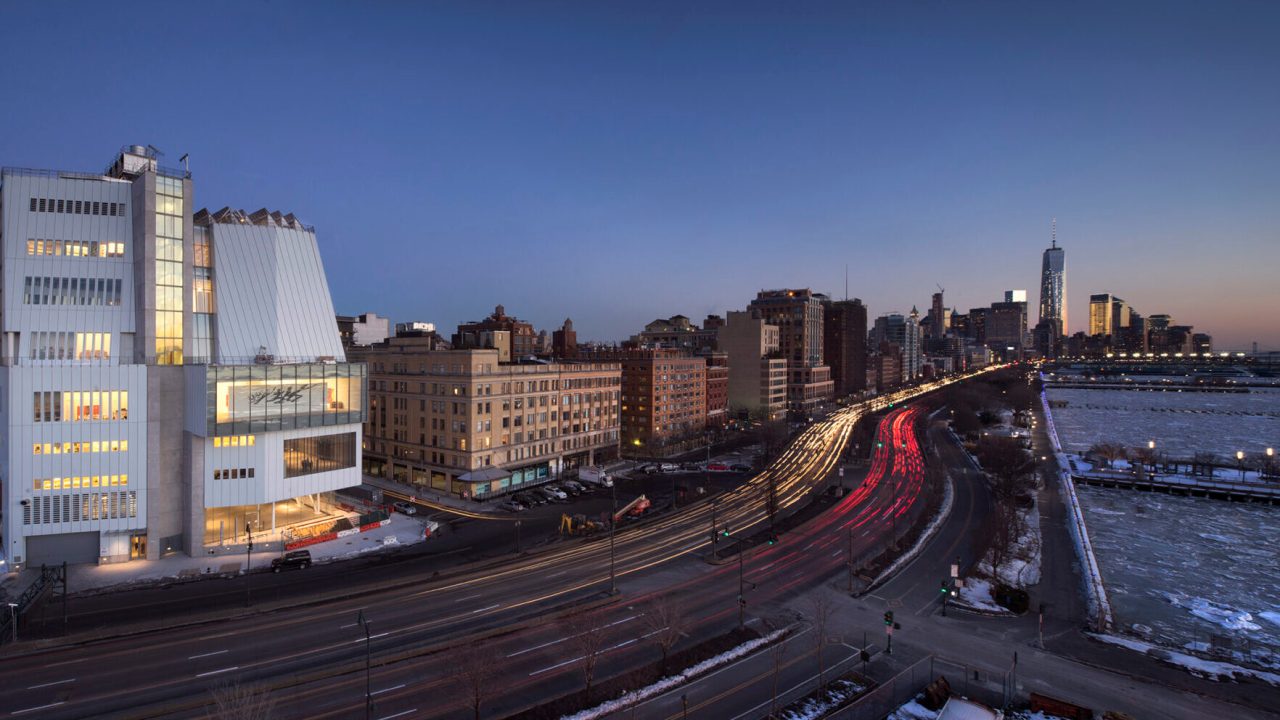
[1,2,1276,350]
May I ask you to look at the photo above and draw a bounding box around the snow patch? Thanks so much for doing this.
[886,698,938,720]
[1092,633,1280,686]
[560,627,791,720]
[777,678,866,720]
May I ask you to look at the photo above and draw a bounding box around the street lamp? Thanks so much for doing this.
[357,610,372,719]
[608,481,618,594]
[1237,450,1246,481]
[244,521,253,608]
[6,602,17,643]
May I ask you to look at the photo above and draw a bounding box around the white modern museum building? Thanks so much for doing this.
[0,145,365,569]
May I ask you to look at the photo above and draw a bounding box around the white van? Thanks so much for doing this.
[578,466,614,487]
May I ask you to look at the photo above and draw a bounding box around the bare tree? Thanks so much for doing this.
[205,681,276,720]
[563,607,610,705]
[809,594,833,692]
[1089,442,1127,470]
[641,597,687,676]
[769,635,789,719]
[1193,451,1219,478]
[454,641,501,720]
[976,437,1035,500]
[1130,446,1156,476]
[981,497,1026,586]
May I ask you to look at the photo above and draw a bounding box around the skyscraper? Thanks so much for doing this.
[1088,293,1129,338]
[1039,222,1066,336]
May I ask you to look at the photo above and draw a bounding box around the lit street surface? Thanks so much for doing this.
[0,376,976,719]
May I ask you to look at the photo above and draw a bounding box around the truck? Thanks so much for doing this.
[578,466,613,488]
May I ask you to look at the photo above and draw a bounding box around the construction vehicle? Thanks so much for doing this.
[612,494,651,524]
[559,513,603,536]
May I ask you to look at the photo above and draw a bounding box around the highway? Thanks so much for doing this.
[0,372,986,720]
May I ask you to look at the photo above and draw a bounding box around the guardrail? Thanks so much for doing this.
[1039,383,1113,631]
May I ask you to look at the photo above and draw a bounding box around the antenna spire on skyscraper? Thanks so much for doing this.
[1051,217,1057,249]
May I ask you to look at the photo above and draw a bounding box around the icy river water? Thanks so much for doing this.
[1045,384,1280,667]
[1076,486,1280,665]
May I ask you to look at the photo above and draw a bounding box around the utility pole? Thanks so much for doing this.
[608,481,617,594]
[846,526,854,592]
[244,522,253,608]
[358,610,372,720]
[738,546,746,631]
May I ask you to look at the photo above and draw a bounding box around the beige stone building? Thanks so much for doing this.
[350,336,620,499]
[717,311,787,421]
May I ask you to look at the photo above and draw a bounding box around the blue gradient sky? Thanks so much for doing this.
[2,2,1276,349]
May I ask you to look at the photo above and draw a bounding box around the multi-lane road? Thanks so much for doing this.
[0,373,984,720]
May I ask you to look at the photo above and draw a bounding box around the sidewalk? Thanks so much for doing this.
[2,514,431,598]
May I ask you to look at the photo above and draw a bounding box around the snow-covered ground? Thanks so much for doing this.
[1045,386,1280,457]
[1092,633,1280,686]
[776,678,866,720]
[40,514,430,594]
[562,626,791,720]
[952,498,1041,615]
[1077,485,1280,670]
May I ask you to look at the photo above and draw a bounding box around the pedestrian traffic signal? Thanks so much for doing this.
[884,610,894,626]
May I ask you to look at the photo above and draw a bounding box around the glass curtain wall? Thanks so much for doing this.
[155,175,185,364]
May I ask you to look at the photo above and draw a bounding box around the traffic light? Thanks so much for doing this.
[888,402,894,408]
[767,534,778,545]
[883,610,894,626]
[877,441,884,449]
[940,580,949,595]
[720,528,730,538]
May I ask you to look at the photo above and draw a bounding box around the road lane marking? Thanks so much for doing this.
[549,570,567,577]
[340,623,358,629]
[529,654,583,675]
[371,684,406,696]
[454,593,482,602]
[188,650,228,660]
[42,657,90,668]
[470,604,500,614]
[12,701,66,715]
[26,678,74,690]
[195,666,239,678]
[376,710,417,720]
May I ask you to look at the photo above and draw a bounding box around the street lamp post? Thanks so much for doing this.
[244,522,253,608]
[1237,450,1246,481]
[357,610,372,720]
[608,481,618,595]
[6,603,17,643]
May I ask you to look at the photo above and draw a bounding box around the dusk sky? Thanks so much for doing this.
[2,1,1276,350]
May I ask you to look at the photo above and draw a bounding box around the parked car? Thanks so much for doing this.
[392,500,418,515]
[562,480,588,495]
[707,462,730,472]
[637,464,659,475]
[497,500,526,512]
[659,463,678,473]
[271,550,312,573]
[730,463,752,473]
[537,486,566,502]
[515,491,543,507]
